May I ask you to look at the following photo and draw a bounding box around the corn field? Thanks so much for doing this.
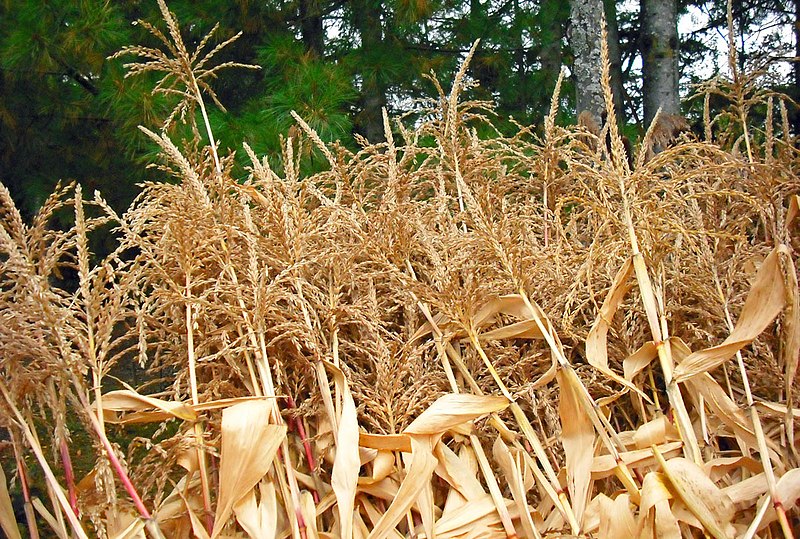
[1,2,800,537]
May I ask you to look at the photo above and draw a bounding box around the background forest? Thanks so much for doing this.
[1,0,798,219]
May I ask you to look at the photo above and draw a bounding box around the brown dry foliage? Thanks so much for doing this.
[1,3,800,538]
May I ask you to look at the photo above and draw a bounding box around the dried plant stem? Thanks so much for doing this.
[58,438,78,518]
[193,79,223,177]
[295,277,340,439]
[0,382,88,539]
[742,492,773,539]
[619,180,702,463]
[718,287,792,537]
[514,291,640,500]
[11,434,39,539]
[71,375,165,538]
[466,331,580,534]
[281,440,308,539]
[469,433,518,538]
[405,261,459,392]
[286,396,321,503]
[184,280,213,534]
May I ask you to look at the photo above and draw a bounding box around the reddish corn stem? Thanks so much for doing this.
[285,396,320,503]
[58,439,79,518]
[14,448,39,539]
[69,375,165,538]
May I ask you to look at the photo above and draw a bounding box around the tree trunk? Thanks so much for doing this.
[794,0,800,134]
[603,0,625,125]
[641,0,679,127]
[353,0,387,143]
[570,0,606,125]
[540,0,565,100]
[300,0,325,57]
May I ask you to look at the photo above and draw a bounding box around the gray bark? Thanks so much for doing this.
[570,0,605,124]
[794,0,800,134]
[641,0,679,127]
[603,0,625,125]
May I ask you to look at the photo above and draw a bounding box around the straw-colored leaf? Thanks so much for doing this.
[585,258,649,398]
[779,251,800,438]
[404,394,509,435]
[371,451,395,482]
[477,319,544,341]
[212,400,286,538]
[0,465,21,539]
[366,435,438,539]
[300,490,320,539]
[233,481,279,539]
[433,495,505,537]
[359,433,412,452]
[492,436,539,539]
[332,373,360,539]
[623,342,658,381]
[670,338,780,460]
[596,493,636,539]
[97,389,197,422]
[785,194,800,229]
[435,443,486,507]
[674,245,790,382]
[772,468,800,522]
[628,416,680,450]
[638,471,680,539]
[656,454,735,539]
[591,442,683,479]
[556,368,595,523]
[722,473,768,506]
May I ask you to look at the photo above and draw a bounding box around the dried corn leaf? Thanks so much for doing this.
[97,389,197,422]
[786,194,800,229]
[359,433,412,452]
[656,454,735,539]
[213,400,286,538]
[435,443,486,512]
[300,490,319,539]
[0,465,20,539]
[433,495,503,537]
[477,319,544,341]
[371,451,395,482]
[722,473,768,507]
[591,442,683,479]
[671,338,780,461]
[556,368,595,523]
[674,245,790,382]
[585,258,649,398]
[404,394,509,435]
[623,341,658,381]
[332,371,360,539]
[779,251,800,442]
[771,468,800,523]
[233,480,278,539]
[597,493,636,539]
[628,416,680,450]
[414,295,542,343]
[492,436,539,539]
[366,435,438,539]
[638,471,680,539]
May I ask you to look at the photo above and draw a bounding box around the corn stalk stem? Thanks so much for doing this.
[0,382,88,539]
[12,435,39,539]
[184,279,213,534]
[619,175,701,463]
